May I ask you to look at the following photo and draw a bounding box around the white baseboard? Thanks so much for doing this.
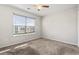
[43,37,78,46]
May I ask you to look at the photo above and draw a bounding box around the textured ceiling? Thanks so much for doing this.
[10,4,76,16]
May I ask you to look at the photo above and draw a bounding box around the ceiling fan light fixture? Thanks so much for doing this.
[34,4,49,11]
[34,4,43,10]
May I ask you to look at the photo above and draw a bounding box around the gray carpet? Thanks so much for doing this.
[0,38,79,55]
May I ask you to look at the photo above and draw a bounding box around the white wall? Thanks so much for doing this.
[0,5,41,48]
[42,7,78,45]
[78,5,79,46]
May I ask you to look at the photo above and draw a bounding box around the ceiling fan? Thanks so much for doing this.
[33,4,49,11]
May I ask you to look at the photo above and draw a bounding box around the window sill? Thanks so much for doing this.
[13,32,36,37]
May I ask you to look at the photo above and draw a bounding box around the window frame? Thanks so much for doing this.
[13,13,36,35]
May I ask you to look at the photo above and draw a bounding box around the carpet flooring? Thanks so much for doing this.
[0,38,79,55]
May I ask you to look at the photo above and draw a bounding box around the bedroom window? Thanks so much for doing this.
[13,14,35,34]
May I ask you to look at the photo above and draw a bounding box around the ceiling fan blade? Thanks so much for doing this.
[42,5,49,8]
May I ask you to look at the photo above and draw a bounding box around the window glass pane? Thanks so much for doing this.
[13,15,26,34]
[26,18,35,33]
[13,15,25,26]
[26,18,35,26]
